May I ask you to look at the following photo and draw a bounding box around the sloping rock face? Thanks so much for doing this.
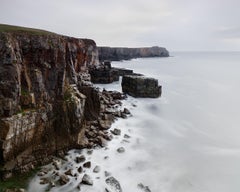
[98,46,169,61]
[122,75,162,98]
[0,30,99,177]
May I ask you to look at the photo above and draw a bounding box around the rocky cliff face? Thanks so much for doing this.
[0,27,99,178]
[98,46,169,61]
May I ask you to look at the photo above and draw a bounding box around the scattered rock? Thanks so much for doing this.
[124,134,131,139]
[40,178,50,185]
[75,155,86,163]
[105,176,122,192]
[123,108,131,114]
[93,165,101,173]
[104,171,111,177]
[104,156,109,160]
[117,147,125,153]
[111,128,121,136]
[83,161,91,168]
[99,120,112,130]
[82,174,93,185]
[64,169,73,176]
[87,150,93,155]
[52,159,62,170]
[59,174,69,185]
[78,166,83,173]
[137,183,151,192]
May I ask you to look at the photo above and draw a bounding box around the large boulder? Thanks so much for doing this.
[121,75,161,98]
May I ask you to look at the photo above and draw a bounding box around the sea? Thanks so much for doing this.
[28,52,240,192]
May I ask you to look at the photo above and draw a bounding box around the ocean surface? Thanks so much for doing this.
[29,52,240,192]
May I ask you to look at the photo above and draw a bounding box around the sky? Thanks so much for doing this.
[1,0,240,51]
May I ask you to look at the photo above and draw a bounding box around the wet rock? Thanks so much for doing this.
[75,155,86,163]
[111,128,121,136]
[99,120,112,130]
[82,174,93,185]
[83,161,91,168]
[52,159,62,170]
[123,108,131,115]
[37,171,46,177]
[96,136,107,147]
[105,176,122,192]
[122,75,161,98]
[137,183,151,192]
[104,171,111,177]
[64,169,73,176]
[87,150,93,155]
[78,166,83,173]
[93,165,101,173]
[40,178,50,185]
[59,174,70,185]
[117,147,125,153]
[124,134,131,139]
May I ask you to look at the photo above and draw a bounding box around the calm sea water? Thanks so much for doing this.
[29,52,240,192]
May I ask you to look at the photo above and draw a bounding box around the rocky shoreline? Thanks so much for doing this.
[0,24,165,191]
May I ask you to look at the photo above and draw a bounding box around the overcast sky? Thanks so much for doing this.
[1,0,240,51]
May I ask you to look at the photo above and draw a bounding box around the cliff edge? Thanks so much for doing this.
[0,24,99,178]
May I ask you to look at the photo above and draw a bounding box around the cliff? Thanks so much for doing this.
[98,46,169,61]
[0,24,99,178]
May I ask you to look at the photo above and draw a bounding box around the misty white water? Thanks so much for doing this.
[29,52,240,192]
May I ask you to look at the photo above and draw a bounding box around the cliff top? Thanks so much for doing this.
[0,24,56,35]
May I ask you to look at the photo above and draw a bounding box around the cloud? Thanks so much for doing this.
[0,0,240,50]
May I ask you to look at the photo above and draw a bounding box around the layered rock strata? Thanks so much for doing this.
[0,26,99,178]
[98,46,169,61]
[122,75,162,98]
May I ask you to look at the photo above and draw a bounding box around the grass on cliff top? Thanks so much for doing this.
[0,168,40,191]
[0,24,56,35]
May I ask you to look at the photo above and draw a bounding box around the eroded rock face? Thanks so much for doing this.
[0,30,99,177]
[98,46,169,61]
[122,75,162,98]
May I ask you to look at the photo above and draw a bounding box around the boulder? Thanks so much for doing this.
[122,75,161,98]
[111,128,121,136]
[82,174,93,185]
[105,176,122,192]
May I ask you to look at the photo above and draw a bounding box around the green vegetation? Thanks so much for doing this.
[0,167,40,191]
[0,24,56,35]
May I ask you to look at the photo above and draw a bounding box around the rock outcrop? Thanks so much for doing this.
[98,46,169,61]
[89,61,133,84]
[0,24,99,178]
[122,75,162,98]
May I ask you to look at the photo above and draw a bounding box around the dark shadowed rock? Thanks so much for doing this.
[83,161,91,168]
[138,183,152,192]
[117,147,125,153]
[75,155,86,163]
[122,75,161,98]
[111,128,121,136]
[59,174,69,185]
[78,166,83,173]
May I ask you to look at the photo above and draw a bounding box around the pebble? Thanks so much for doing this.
[117,147,125,153]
